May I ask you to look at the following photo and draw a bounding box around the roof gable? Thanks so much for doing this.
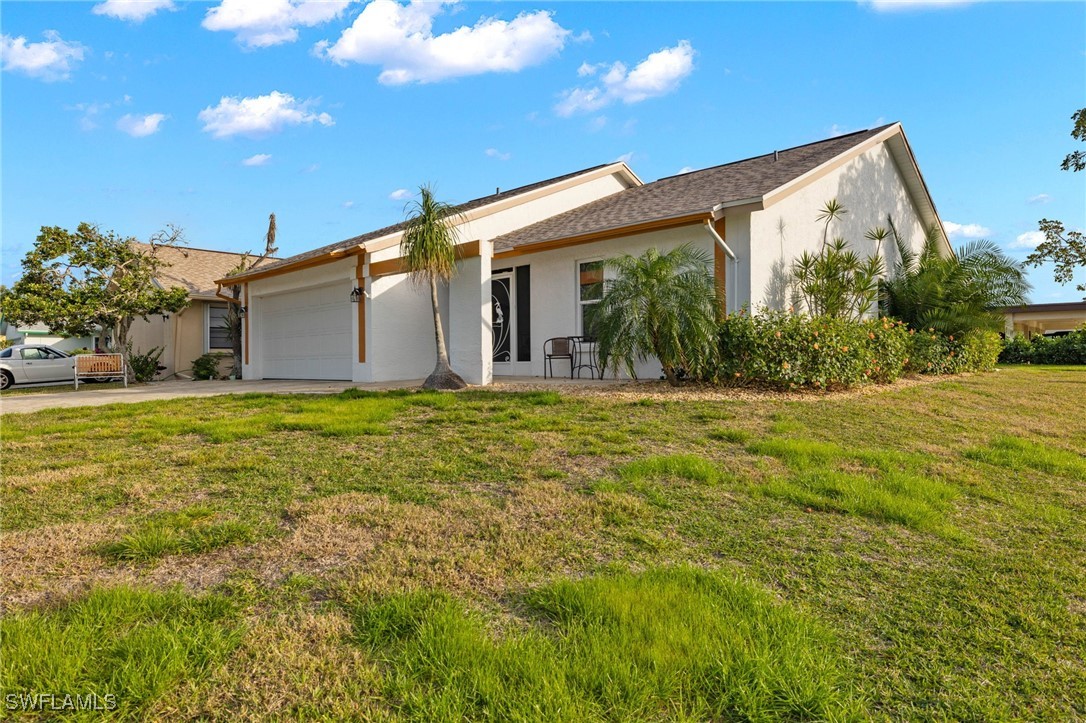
[136,244,278,298]
[229,162,632,281]
[491,125,904,252]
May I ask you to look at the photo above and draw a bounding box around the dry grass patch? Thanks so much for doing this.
[152,610,385,722]
[271,479,659,599]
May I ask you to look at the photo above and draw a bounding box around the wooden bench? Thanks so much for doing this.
[75,353,127,389]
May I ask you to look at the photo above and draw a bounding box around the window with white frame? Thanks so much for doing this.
[577,259,603,338]
[207,302,232,351]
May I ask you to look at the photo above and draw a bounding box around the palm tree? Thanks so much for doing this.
[400,185,467,390]
[881,224,1031,335]
[594,244,719,386]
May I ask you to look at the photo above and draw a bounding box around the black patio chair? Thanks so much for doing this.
[543,337,574,379]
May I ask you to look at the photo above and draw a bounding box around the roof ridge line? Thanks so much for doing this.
[655,123,898,182]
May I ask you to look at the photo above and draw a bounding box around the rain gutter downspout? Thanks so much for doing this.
[704,220,738,313]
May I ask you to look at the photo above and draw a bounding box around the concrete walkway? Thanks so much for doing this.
[0,378,422,415]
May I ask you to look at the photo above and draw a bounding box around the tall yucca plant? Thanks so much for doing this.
[791,200,883,321]
[881,224,1031,336]
[594,244,720,386]
[400,185,467,390]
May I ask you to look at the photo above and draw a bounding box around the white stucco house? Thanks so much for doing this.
[219,122,950,385]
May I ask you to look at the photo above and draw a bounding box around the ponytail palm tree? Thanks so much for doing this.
[594,244,720,386]
[401,185,467,390]
[881,225,1031,336]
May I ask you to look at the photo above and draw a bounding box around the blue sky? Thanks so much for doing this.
[3,0,1084,300]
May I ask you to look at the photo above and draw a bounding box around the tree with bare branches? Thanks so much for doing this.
[222,213,278,378]
[0,223,190,382]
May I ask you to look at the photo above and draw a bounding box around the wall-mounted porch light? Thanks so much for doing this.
[349,287,364,303]
[238,306,248,316]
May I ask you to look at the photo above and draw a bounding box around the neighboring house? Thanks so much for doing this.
[221,122,950,385]
[129,245,277,378]
[0,320,93,353]
[1003,301,1086,338]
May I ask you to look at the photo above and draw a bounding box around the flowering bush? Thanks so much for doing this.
[717,311,910,389]
[907,329,1001,374]
[999,327,1086,365]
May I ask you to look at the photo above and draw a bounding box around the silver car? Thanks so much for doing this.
[0,344,76,390]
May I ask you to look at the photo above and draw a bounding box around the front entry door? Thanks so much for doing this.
[492,274,512,363]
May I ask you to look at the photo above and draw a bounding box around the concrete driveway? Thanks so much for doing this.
[0,378,423,415]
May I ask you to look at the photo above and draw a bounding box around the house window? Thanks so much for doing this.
[578,260,603,338]
[207,302,232,351]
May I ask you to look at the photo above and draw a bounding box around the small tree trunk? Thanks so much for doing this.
[231,284,243,378]
[115,317,135,384]
[423,273,466,390]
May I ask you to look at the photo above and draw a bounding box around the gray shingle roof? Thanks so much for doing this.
[228,163,614,280]
[491,125,895,252]
[135,243,279,297]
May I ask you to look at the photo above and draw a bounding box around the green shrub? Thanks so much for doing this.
[191,353,222,380]
[127,345,164,382]
[961,330,1002,371]
[999,327,1086,365]
[717,310,910,389]
[999,335,1034,364]
[908,329,1001,374]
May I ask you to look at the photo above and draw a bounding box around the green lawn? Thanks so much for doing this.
[1,367,1084,721]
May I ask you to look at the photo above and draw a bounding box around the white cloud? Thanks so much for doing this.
[1027,193,1052,205]
[67,101,111,130]
[677,166,696,174]
[317,0,570,84]
[1010,231,1045,249]
[943,221,991,239]
[203,0,352,48]
[93,0,175,23]
[555,40,695,116]
[485,147,511,161]
[616,151,634,164]
[241,153,272,166]
[577,61,599,77]
[116,112,168,137]
[388,188,412,201]
[1,30,86,81]
[861,0,972,10]
[301,163,320,173]
[198,91,334,138]
[588,115,607,131]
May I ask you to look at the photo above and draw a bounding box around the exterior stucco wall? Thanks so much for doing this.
[498,225,717,380]
[748,142,929,312]
[722,213,753,311]
[128,300,230,379]
[368,272,449,383]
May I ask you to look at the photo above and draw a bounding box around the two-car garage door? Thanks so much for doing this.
[260,282,352,380]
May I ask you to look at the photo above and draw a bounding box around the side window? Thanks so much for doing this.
[208,303,232,351]
[577,260,604,338]
[20,348,44,360]
[0,348,12,358]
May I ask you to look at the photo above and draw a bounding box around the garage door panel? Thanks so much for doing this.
[261,282,352,380]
